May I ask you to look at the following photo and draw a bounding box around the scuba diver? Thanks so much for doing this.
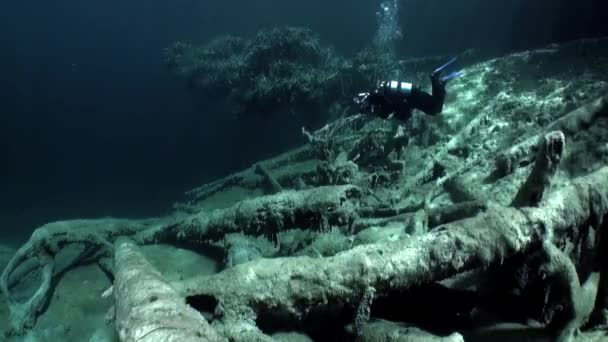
[353,57,464,122]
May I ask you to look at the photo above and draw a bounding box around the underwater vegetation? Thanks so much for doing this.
[163,26,440,125]
[2,28,608,342]
[163,27,344,122]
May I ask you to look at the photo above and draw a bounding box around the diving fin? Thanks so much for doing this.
[433,56,457,75]
[441,70,464,82]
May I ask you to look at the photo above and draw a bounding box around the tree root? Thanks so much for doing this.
[113,238,226,341]
[353,286,376,336]
[1,185,365,333]
[535,242,598,342]
[3,128,605,338]
[177,167,608,330]
[0,223,123,335]
[589,209,608,328]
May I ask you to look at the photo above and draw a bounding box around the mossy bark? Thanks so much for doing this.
[113,238,226,341]
[178,168,608,328]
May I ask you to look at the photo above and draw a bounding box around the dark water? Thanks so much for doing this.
[0,0,606,245]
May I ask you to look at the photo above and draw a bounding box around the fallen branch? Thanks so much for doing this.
[356,319,464,341]
[495,93,608,176]
[442,175,485,204]
[113,238,226,341]
[351,212,420,235]
[427,200,487,228]
[253,163,283,194]
[178,168,608,333]
[140,185,363,245]
[401,158,445,197]
[184,146,313,203]
[511,131,564,207]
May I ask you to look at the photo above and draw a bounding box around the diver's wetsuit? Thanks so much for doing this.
[364,76,446,121]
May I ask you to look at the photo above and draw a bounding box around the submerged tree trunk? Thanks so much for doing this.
[178,168,608,331]
[113,237,226,342]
